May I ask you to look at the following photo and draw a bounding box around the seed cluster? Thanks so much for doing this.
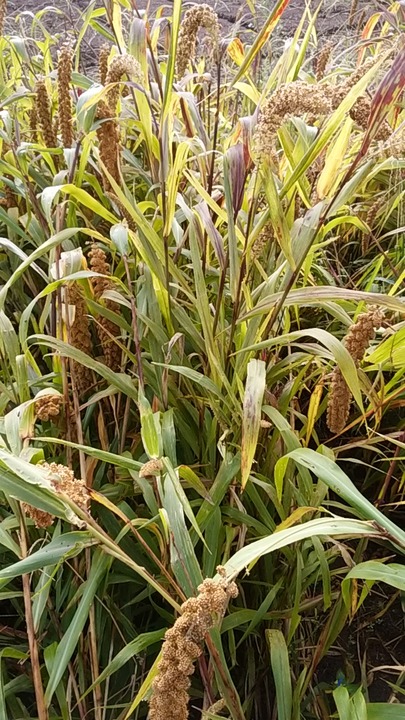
[255,56,398,162]
[35,79,57,149]
[105,54,143,110]
[326,308,384,434]
[22,462,89,529]
[96,102,121,189]
[34,393,63,422]
[65,284,94,398]
[176,4,220,78]
[88,245,121,371]
[149,567,238,720]
[315,42,333,81]
[255,82,332,160]
[57,43,74,148]
[99,45,110,85]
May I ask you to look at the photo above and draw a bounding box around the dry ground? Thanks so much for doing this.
[6,0,379,74]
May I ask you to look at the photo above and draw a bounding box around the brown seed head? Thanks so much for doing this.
[21,505,55,529]
[252,222,274,259]
[99,44,110,85]
[29,102,38,143]
[139,459,164,478]
[149,568,238,720]
[96,101,121,190]
[106,193,137,231]
[378,126,405,159]
[327,307,384,434]
[344,307,384,364]
[326,367,352,434]
[57,43,74,148]
[35,78,58,149]
[88,245,121,371]
[65,283,94,398]
[88,244,111,298]
[315,42,333,81]
[45,462,90,509]
[176,4,220,78]
[348,0,359,26]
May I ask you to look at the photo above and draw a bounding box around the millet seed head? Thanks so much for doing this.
[254,81,331,161]
[176,4,220,78]
[57,42,74,148]
[149,568,237,720]
[35,78,58,148]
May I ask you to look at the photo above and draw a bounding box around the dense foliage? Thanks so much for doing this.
[0,0,404,718]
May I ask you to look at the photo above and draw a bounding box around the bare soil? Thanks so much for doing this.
[6,0,379,76]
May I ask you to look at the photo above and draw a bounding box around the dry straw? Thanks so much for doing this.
[22,462,89,528]
[88,245,121,372]
[35,78,58,148]
[65,283,94,398]
[57,42,74,148]
[176,4,220,78]
[327,308,384,434]
[149,567,238,720]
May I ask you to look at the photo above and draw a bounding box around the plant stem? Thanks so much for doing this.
[19,514,49,720]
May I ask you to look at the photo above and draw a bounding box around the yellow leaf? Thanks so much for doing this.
[317,117,353,199]
[275,507,316,532]
[305,381,324,446]
[111,0,124,49]
[227,37,245,66]
[234,81,260,104]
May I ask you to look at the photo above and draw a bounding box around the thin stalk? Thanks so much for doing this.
[46,599,87,720]
[19,514,49,720]
[86,548,103,720]
[122,254,144,392]
[59,496,182,612]
[204,58,222,275]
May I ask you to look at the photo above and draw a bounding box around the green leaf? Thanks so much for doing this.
[287,448,405,551]
[30,335,138,401]
[216,517,380,580]
[367,705,405,719]
[0,532,94,582]
[45,550,110,704]
[266,630,292,720]
[344,561,405,596]
[82,629,165,698]
[139,388,162,459]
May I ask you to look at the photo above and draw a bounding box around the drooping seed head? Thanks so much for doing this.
[176,4,220,78]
